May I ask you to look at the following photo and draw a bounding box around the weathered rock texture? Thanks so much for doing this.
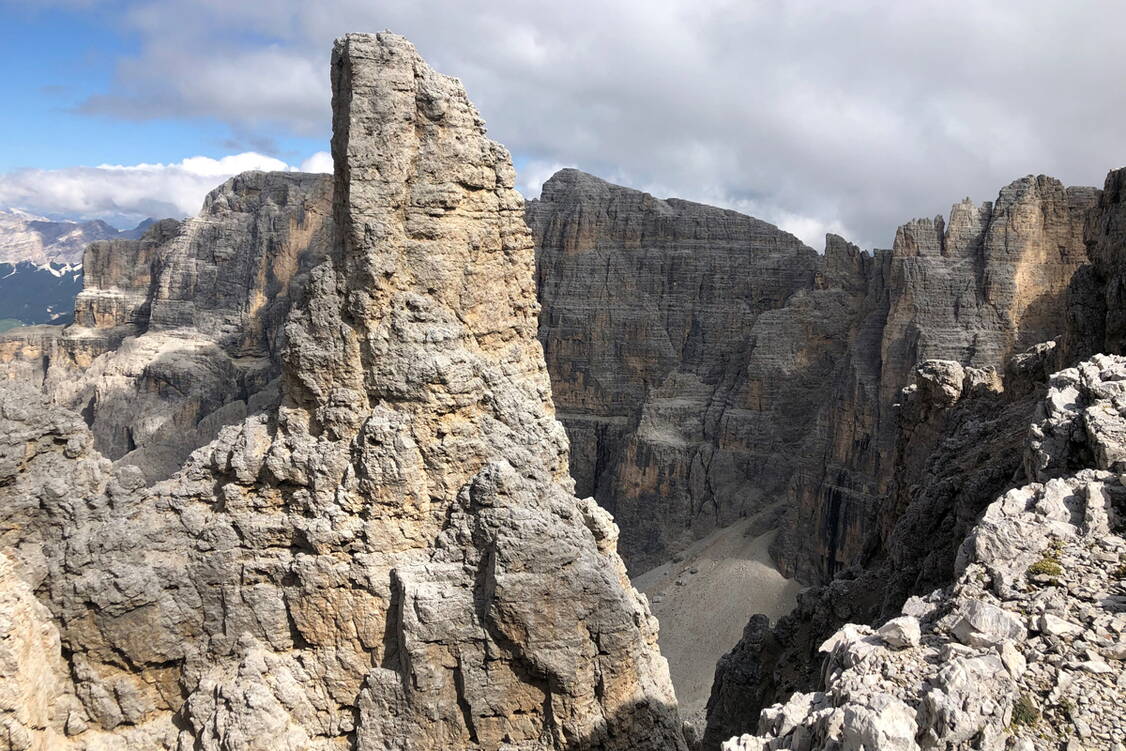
[529,171,826,571]
[778,177,1099,583]
[701,354,1037,748]
[0,173,331,481]
[530,172,1096,577]
[0,32,683,751]
[721,355,1126,751]
[703,170,1126,749]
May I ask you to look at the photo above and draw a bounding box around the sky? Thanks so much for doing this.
[1,0,1125,248]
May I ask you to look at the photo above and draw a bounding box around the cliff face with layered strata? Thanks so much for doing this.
[0,173,332,481]
[529,170,828,571]
[530,171,1096,580]
[775,176,1099,582]
[0,32,684,751]
[716,354,1126,751]
[704,169,1126,749]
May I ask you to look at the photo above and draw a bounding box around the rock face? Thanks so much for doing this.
[702,355,1045,748]
[0,173,331,481]
[703,172,1126,747]
[0,32,683,751]
[720,355,1126,751]
[529,171,826,570]
[776,177,1099,583]
[530,172,1096,577]
[0,549,69,750]
[529,168,1113,746]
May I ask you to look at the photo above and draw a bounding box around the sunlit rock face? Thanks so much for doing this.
[0,174,332,482]
[0,32,685,751]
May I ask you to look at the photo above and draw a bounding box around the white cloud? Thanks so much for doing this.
[299,151,333,174]
[17,1,1126,247]
[516,160,570,200]
[0,152,322,226]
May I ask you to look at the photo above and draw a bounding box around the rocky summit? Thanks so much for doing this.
[0,33,683,750]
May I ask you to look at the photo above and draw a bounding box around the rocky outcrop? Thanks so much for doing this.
[530,172,1096,578]
[702,174,1120,748]
[720,355,1126,751]
[72,217,181,336]
[776,176,1098,582]
[702,354,1044,748]
[0,31,683,751]
[0,173,331,481]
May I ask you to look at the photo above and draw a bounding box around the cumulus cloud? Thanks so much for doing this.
[300,151,333,174]
[17,1,1126,247]
[0,152,320,227]
[516,160,570,200]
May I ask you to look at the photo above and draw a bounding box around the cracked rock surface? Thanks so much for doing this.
[0,32,683,751]
[722,355,1126,751]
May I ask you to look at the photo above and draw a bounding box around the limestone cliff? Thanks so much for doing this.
[703,171,1126,748]
[530,171,1095,582]
[0,32,683,751]
[775,176,1099,583]
[0,172,332,481]
[529,170,825,571]
[528,166,1115,747]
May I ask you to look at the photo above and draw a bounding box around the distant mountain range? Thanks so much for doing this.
[0,210,156,329]
[0,260,83,326]
[0,208,153,265]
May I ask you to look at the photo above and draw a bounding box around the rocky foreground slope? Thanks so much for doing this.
[0,32,684,750]
[722,355,1126,751]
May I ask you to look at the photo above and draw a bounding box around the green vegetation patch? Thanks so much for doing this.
[1012,694,1040,728]
[1027,556,1063,578]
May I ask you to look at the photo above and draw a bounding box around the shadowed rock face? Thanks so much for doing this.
[775,176,1099,582]
[529,170,825,571]
[704,171,1126,749]
[716,354,1126,751]
[0,32,684,751]
[530,169,1096,581]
